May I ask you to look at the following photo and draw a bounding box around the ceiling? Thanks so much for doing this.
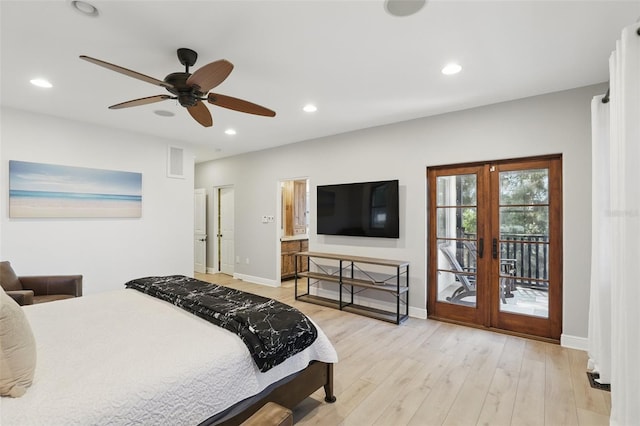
[1,1,638,163]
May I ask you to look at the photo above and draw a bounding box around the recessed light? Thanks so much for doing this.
[384,0,426,17]
[225,129,236,135]
[154,110,175,117]
[441,63,462,75]
[303,104,317,113]
[69,0,99,17]
[30,78,53,88]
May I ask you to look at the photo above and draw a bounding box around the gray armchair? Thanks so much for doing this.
[0,261,82,305]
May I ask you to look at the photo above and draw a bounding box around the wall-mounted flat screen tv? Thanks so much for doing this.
[317,179,399,238]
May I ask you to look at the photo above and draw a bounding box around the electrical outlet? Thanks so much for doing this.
[267,215,274,222]
[261,216,268,223]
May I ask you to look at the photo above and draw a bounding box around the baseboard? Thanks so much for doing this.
[202,269,280,287]
[561,334,588,351]
[409,306,427,319]
[233,273,280,288]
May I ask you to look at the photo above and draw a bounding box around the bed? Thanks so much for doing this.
[0,276,338,425]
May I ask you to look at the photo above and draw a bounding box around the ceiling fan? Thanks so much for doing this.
[79,48,276,127]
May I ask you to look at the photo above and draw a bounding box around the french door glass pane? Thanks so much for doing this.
[499,206,549,237]
[498,168,549,318]
[499,169,548,204]
[435,173,478,307]
[500,241,550,282]
[437,239,477,306]
[437,207,477,238]
[437,174,476,206]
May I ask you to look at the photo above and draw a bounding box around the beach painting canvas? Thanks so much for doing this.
[9,161,142,218]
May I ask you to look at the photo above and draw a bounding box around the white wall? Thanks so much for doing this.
[196,83,605,342]
[1,108,194,294]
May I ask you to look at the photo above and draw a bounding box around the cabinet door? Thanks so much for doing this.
[300,240,309,272]
[281,253,295,276]
[281,241,297,277]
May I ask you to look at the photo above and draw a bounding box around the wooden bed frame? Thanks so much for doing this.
[215,361,335,425]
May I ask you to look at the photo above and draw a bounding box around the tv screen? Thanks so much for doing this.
[317,180,399,238]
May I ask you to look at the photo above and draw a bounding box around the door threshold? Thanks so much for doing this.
[427,314,560,344]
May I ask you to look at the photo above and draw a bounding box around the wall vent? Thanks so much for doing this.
[167,145,184,178]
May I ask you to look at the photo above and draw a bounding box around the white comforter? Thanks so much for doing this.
[0,289,338,425]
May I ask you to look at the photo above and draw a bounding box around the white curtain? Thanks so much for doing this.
[588,22,640,426]
[587,94,611,384]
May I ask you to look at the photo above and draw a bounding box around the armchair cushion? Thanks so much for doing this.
[0,288,37,397]
[5,290,34,306]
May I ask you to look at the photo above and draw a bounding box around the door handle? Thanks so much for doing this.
[478,238,484,258]
[492,238,498,259]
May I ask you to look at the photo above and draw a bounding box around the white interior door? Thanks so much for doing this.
[219,187,235,275]
[194,188,207,274]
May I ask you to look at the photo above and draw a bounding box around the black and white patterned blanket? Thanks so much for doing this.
[125,275,317,372]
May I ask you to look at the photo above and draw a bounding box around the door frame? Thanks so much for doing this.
[194,188,207,274]
[212,184,235,275]
[427,155,563,342]
[277,177,309,283]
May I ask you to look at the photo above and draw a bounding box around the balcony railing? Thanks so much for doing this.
[502,233,549,289]
[458,233,549,290]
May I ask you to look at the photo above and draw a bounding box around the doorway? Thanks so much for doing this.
[216,186,235,275]
[194,188,207,274]
[427,155,562,341]
[281,179,309,238]
[279,179,309,281]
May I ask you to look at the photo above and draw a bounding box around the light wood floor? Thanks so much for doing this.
[195,273,611,426]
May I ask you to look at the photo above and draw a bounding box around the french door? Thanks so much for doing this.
[427,156,562,341]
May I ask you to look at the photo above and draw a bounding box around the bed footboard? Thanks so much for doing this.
[214,361,335,425]
[288,361,335,405]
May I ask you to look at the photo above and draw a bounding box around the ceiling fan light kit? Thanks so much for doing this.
[80,48,276,127]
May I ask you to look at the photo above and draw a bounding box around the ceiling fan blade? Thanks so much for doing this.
[186,60,234,93]
[207,93,276,117]
[108,95,172,109]
[187,101,213,127]
[80,55,174,89]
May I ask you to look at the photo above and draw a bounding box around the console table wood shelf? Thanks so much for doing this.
[294,251,409,324]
